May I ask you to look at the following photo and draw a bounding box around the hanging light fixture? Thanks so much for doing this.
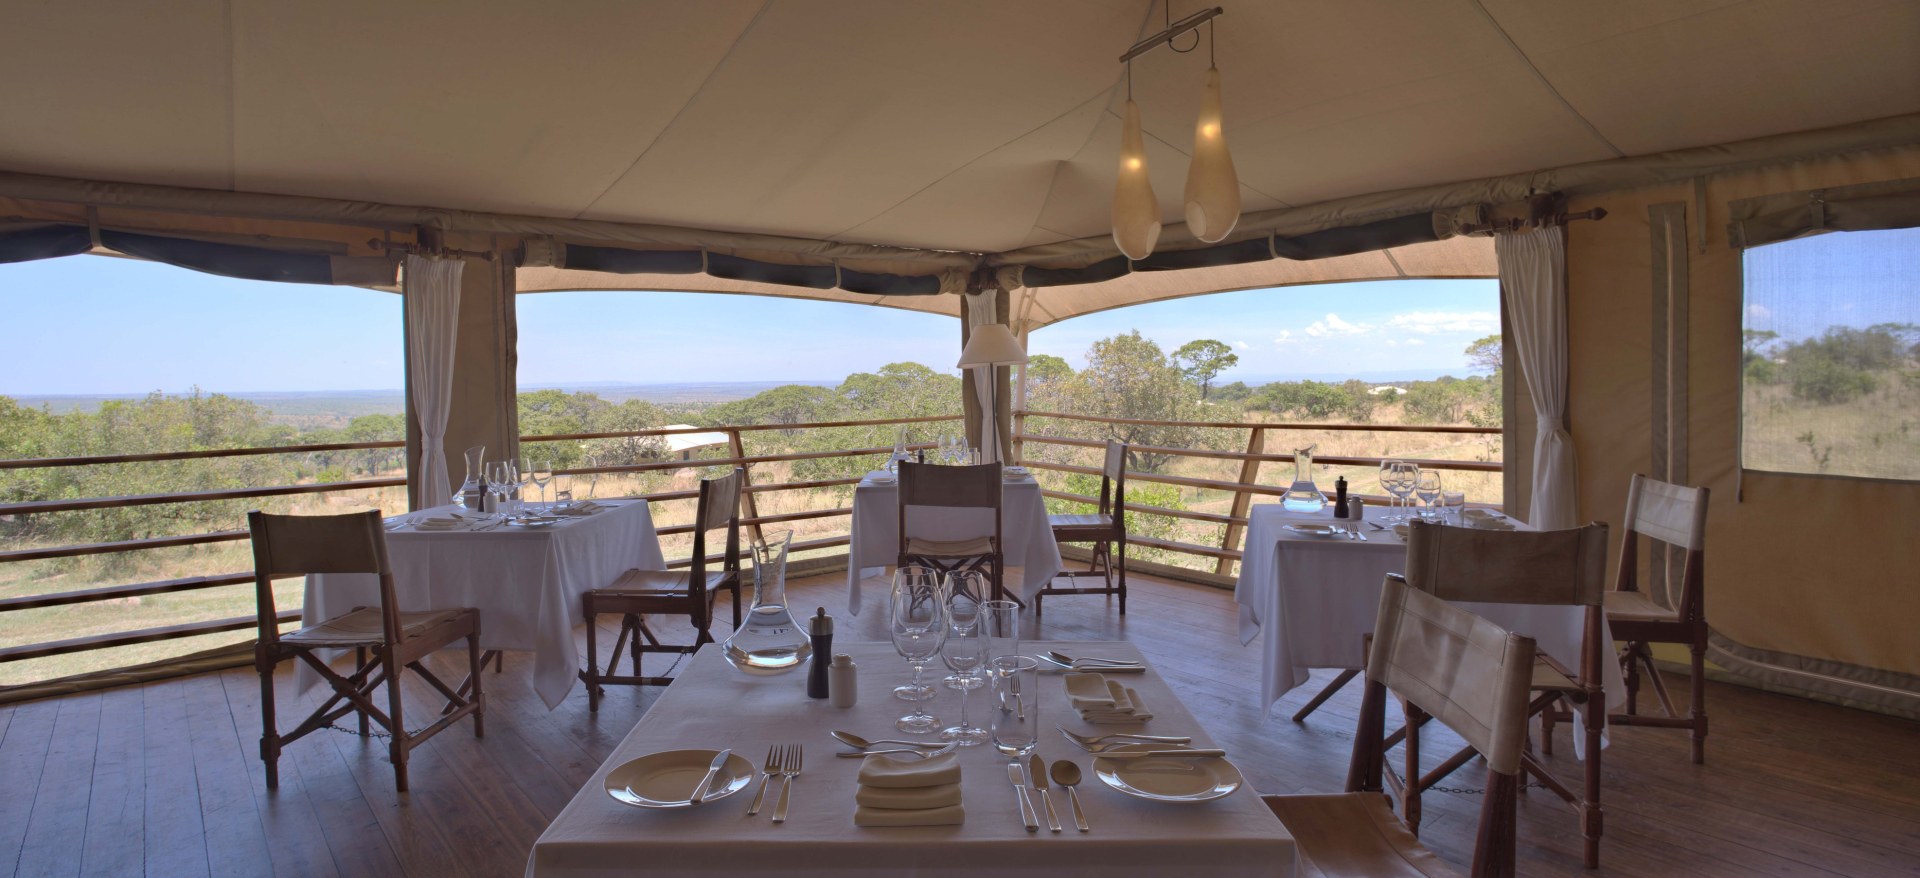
[1113,5,1235,258]
[1111,75,1161,260]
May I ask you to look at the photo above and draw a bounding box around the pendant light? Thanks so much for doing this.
[1183,60,1240,242]
[1111,84,1161,261]
[1111,6,1235,259]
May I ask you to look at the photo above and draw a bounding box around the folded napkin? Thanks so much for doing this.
[553,501,606,516]
[854,803,966,827]
[1064,673,1117,710]
[855,783,963,810]
[1461,509,1515,530]
[862,470,897,484]
[1075,678,1156,724]
[856,752,961,788]
[411,514,473,531]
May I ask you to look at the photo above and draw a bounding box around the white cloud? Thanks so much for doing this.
[1232,340,1250,350]
[1304,313,1374,338]
[1384,339,1398,347]
[1384,310,1498,334]
[1405,338,1425,346]
[1273,330,1297,344]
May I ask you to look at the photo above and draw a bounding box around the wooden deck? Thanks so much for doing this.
[3,570,1916,877]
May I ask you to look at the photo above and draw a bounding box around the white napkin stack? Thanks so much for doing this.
[410,511,488,531]
[1460,508,1516,530]
[1064,673,1155,724]
[853,752,964,827]
[553,501,607,517]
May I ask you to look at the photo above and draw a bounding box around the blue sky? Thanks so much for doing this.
[0,256,1501,395]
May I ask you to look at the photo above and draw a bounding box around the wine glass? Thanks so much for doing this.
[1415,470,1443,521]
[943,570,986,689]
[1377,460,1397,519]
[1388,462,1418,522]
[890,567,947,733]
[531,458,554,509]
[938,591,988,745]
[892,566,944,703]
[484,461,513,519]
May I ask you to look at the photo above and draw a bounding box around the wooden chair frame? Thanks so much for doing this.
[1396,519,1611,869]
[579,469,742,707]
[895,461,1008,603]
[1606,473,1711,763]
[1035,439,1128,617]
[249,509,484,793]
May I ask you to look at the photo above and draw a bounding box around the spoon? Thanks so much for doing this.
[1050,760,1090,832]
[830,731,946,750]
[1047,650,1141,667]
[835,742,959,759]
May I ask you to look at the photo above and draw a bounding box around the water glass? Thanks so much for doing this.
[551,474,573,508]
[939,602,988,745]
[943,571,987,690]
[1440,490,1466,524]
[981,599,1020,664]
[989,655,1041,757]
[1415,470,1443,521]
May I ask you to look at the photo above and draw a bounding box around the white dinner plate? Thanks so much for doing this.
[604,749,756,809]
[506,517,561,528]
[1282,523,1343,537]
[1092,744,1242,803]
[866,476,897,485]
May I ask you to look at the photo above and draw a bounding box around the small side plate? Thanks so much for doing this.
[1282,524,1343,537]
[1092,744,1242,803]
[605,749,755,809]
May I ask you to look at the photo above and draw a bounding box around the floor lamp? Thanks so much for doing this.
[956,323,1028,464]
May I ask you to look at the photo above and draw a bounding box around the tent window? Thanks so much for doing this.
[1741,226,1920,481]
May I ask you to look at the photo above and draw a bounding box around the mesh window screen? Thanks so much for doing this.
[1742,227,1920,480]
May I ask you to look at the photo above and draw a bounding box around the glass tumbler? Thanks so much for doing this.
[989,655,1041,757]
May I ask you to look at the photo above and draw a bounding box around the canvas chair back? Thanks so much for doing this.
[1620,473,1709,614]
[693,468,744,583]
[248,509,398,646]
[1367,577,1537,776]
[1404,520,1609,607]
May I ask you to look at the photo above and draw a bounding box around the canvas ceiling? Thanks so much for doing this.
[2,1,1916,322]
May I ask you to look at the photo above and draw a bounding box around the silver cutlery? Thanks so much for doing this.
[1007,762,1039,832]
[830,731,945,750]
[1046,650,1142,667]
[1092,748,1227,759]
[772,744,802,824]
[1366,521,1387,531]
[1057,727,1193,749]
[1036,654,1146,673]
[834,741,959,758]
[1050,760,1090,833]
[747,745,780,816]
[691,749,731,804]
[1353,524,1368,541]
[1029,753,1062,833]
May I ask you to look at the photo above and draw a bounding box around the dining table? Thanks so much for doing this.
[1233,504,1626,754]
[844,470,1063,615]
[300,500,665,709]
[526,640,1296,878]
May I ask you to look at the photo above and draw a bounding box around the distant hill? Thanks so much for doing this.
[11,381,833,428]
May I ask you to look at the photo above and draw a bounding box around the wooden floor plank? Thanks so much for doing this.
[13,693,100,878]
[79,686,146,878]
[4,570,1918,877]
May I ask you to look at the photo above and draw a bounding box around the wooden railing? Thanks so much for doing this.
[1014,410,1502,575]
[0,408,1496,685]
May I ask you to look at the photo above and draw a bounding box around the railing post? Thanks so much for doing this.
[1011,410,1026,464]
[725,428,767,547]
[1214,426,1266,577]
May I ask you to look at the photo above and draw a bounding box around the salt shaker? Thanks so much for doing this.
[1350,497,1365,524]
[828,654,858,708]
[807,608,833,699]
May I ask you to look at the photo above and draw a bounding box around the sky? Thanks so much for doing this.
[2,226,1908,396]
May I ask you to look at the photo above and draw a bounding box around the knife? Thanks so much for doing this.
[691,749,731,804]
[1007,762,1039,832]
[1029,754,1062,833]
[1096,748,1227,759]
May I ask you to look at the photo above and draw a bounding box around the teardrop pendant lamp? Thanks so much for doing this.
[1112,6,1237,259]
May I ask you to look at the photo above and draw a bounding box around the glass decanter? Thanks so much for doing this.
[1282,444,1328,512]
[454,445,486,508]
[722,530,811,674]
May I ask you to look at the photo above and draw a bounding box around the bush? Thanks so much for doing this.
[1786,356,1877,404]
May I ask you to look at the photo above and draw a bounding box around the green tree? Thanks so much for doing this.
[1171,339,1239,400]
[1059,332,1208,472]
[1465,334,1502,375]
[705,384,840,437]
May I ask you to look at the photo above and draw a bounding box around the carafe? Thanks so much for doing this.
[1282,444,1328,512]
[456,445,486,509]
[722,530,812,674]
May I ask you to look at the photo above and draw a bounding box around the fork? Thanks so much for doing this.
[1058,726,1192,748]
[772,745,802,823]
[747,745,781,816]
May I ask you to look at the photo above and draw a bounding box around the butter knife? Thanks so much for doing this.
[1029,754,1062,833]
[1007,762,1039,832]
[1096,748,1227,759]
[691,749,731,804]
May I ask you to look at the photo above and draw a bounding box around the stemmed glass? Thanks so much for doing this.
[531,458,553,509]
[889,567,947,733]
[1415,470,1443,521]
[484,461,515,520]
[1387,462,1418,522]
[943,570,987,689]
[938,587,988,745]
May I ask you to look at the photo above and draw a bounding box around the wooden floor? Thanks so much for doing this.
[4,570,1918,878]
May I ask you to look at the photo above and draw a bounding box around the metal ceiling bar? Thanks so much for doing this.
[1119,6,1224,63]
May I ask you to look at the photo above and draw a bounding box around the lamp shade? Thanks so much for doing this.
[956,323,1029,367]
[1184,66,1241,243]
[1111,99,1161,260]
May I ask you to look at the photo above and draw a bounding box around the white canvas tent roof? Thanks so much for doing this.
[3,1,1916,325]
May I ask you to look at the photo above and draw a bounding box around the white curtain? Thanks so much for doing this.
[1497,226,1577,529]
[963,290,1002,463]
[404,254,465,508]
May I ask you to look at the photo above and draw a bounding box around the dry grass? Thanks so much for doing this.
[1742,373,1920,480]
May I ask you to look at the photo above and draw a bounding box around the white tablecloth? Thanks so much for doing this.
[302,501,665,710]
[1233,505,1624,751]
[845,473,1063,615]
[527,640,1295,878]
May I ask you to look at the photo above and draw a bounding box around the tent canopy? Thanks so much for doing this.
[3,1,1917,323]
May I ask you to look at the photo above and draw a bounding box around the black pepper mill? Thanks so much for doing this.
[1333,475,1350,518]
[807,607,833,699]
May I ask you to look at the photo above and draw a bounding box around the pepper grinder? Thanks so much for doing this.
[807,607,833,699]
[1333,475,1350,519]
